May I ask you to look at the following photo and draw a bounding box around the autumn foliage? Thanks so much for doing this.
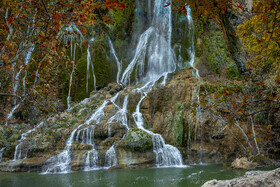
[0,0,125,124]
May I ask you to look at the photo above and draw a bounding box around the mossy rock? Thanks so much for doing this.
[119,128,153,152]
[8,134,21,143]
[172,103,185,146]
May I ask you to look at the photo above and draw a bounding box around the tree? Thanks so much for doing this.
[0,0,125,125]
[237,0,280,74]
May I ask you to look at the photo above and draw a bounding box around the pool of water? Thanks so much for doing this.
[0,164,273,187]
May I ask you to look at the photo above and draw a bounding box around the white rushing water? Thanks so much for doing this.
[67,62,75,110]
[87,37,96,94]
[61,24,84,110]
[0,147,5,163]
[107,95,129,130]
[119,0,184,167]
[42,94,120,173]
[14,122,44,160]
[108,39,122,83]
[105,145,118,168]
[42,0,197,173]
[131,78,184,167]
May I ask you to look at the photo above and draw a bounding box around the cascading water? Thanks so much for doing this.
[107,95,129,130]
[43,93,120,173]
[67,62,75,110]
[131,79,184,167]
[87,37,96,94]
[41,0,196,173]
[75,126,95,145]
[13,122,44,160]
[119,0,184,167]
[105,145,118,167]
[6,44,35,125]
[42,98,110,174]
[0,147,5,163]
[61,24,84,110]
[183,7,204,163]
[108,39,122,83]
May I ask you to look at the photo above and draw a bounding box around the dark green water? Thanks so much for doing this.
[0,164,272,187]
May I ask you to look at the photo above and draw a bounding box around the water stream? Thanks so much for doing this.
[29,0,194,173]
[13,122,44,160]
[108,39,122,83]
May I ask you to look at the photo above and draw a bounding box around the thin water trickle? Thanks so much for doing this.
[14,122,44,160]
[0,147,5,163]
[108,39,122,83]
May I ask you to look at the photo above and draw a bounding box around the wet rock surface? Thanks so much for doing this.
[202,168,280,187]
[231,157,257,169]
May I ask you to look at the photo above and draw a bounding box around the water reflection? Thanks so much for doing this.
[0,165,275,187]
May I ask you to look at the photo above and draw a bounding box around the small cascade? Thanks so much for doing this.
[108,39,122,83]
[43,96,111,174]
[60,24,84,110]
[75,126,95,145]
[131,78,185,167]
[184,6,204,163]
[6,44,35,125]
[42,124,83,173]
[105,145,118,168]
[67,62,75,110]
[152,135,183,167]
[0,147,5,163]
[84,149,99,171]
[87,37,96,94]
[107,95,129,129]
[14,122,44,160]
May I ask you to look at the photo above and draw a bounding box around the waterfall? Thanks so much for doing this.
[108,39,122,83]
[13,122,44,160]
[107,95,129,130]
[61,24,84,110]
[105,145,118,167]
[41,0,197,173]
[87,37,96,94]
[184,6,204,163]
[67,62,75,110]
[131,79,185,167]
[84,149,99,171]
[121,0,176,85]
[0,148,5,163]
[75,126,95,145]
[42,95,115,174]
[5,44,35,125]
[120,0,184,167]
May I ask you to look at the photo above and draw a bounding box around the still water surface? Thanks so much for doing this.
[0,164,272,187]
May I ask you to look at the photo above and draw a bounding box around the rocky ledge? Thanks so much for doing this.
[202,167,280,187]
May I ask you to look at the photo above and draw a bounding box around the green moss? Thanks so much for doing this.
[201,84,215,94]
[197,21,239,76]
[173,103,185,146]
[225,62,240,79]
[123,128,152,152]
[7,134,21,143]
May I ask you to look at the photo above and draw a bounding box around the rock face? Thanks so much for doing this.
[231,157,256,169]
[116,128,155,168]
[202,168,280,187]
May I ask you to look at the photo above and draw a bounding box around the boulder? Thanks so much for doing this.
[117,128,153,152]
[94,123,126,140]
[231,157,256,169]
[202,168,280,187]
[108,83,124,95]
